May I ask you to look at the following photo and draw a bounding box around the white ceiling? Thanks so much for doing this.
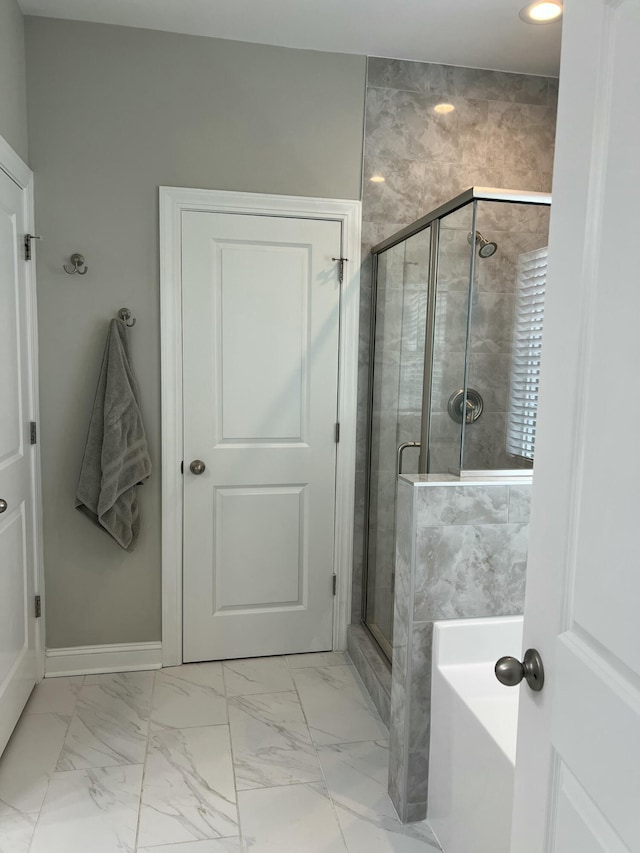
[18,0,562,77]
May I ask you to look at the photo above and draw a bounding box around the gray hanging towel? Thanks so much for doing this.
[76,318,151,551]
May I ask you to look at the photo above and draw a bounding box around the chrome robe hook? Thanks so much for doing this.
[118,308,136,327]
[64,253,88,275]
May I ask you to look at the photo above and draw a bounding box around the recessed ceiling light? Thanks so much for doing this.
[370,175,385,183]
[434,103,455,114]
[519,1,563,24]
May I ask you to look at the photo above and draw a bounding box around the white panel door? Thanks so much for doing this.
[511,1,640,850]
[182,211,342,661]
[0,167,38,754]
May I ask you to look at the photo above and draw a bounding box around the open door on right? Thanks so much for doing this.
[511,1,640,851]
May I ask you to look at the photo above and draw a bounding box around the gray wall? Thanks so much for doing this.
[25,18,366,649]
[0,0,28,160]
[354,57,557,626]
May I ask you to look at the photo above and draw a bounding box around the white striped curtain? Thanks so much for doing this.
[507,246,548,461]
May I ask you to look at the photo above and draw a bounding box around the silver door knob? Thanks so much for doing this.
[189,460,206,475]
[0,499,6,513]
[495,648,544,692]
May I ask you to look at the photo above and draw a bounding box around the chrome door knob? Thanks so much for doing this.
[189,460,206,475]
[0,499,7,513]
[495,648,544,692]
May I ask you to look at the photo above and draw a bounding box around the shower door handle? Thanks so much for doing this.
[397,442,421,477]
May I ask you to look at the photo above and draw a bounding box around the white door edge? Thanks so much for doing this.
[159,187,362,667]
[512,2,640,849]
[0,132,45,682]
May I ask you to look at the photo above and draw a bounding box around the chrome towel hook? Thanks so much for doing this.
[63,253,88,275]
[118,307,136,327]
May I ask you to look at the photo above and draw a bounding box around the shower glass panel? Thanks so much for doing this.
[462,201,551,470]
[365,229,431,658]
[428,205,474,474]
[363,188,551,662]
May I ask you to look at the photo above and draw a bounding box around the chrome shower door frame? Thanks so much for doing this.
[362,186,552,659]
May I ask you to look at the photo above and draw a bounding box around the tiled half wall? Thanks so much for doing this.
[389,475,531,822]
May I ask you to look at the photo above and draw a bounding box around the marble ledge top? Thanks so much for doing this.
[400,472,534,488]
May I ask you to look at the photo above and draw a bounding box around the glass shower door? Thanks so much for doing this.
[427,203,474,474]
[364,229,430,659]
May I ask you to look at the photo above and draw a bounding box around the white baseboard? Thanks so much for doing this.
[45,641,163,677]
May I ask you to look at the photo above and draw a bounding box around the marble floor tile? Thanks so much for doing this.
[57,671,153,770]
[152,663,227,730]
[29,764,143,853]
[137,725,238,847]
[0,656,444,853]
[0,813,37,853]
[292,666,388,745]
[137,840,243,852]
[237,782,347,853]
[0,712,68,815]
[228,691,322,789]
[286,651,350,668]
[334,804,441,852]
[317,740,440,850]
[223,658,294,696]
[24,675,84,716]
[83,669,156,690]
[316,739,394,820]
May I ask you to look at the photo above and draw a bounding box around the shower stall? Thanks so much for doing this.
[363,187,551,660]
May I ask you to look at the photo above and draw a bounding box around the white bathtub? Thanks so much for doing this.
[427,616,523,853]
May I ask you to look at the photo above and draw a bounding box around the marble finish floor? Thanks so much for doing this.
[0,652,440,852]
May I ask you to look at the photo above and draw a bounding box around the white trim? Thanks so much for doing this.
[0,135,45,682]
[45,642,163,677]
[160,187,361,666]
[25,172,45,682]
[473,187,552,205]
[0,134,31,191]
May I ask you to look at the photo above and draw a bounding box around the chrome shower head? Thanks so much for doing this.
[467,230,498,258]
[478,236,498,258]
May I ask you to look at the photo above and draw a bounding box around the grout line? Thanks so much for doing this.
[288,662,354,673]
[25,675,86,852]
[366,82,554,109]
[237,777,327,793]
[147,720,230,733]
[39,764,139,776]
[132,669,156,852]
[289,667,350,852]
[11,813,38,853]
[311,736,390,748]
[225,688,293,698]
[222,659,246,851]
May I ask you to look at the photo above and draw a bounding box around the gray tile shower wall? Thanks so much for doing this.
[389,477,531,822]
[353,57,557,623]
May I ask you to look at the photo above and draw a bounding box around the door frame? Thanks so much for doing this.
[0,132,45,681]
[159,187,362,666]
